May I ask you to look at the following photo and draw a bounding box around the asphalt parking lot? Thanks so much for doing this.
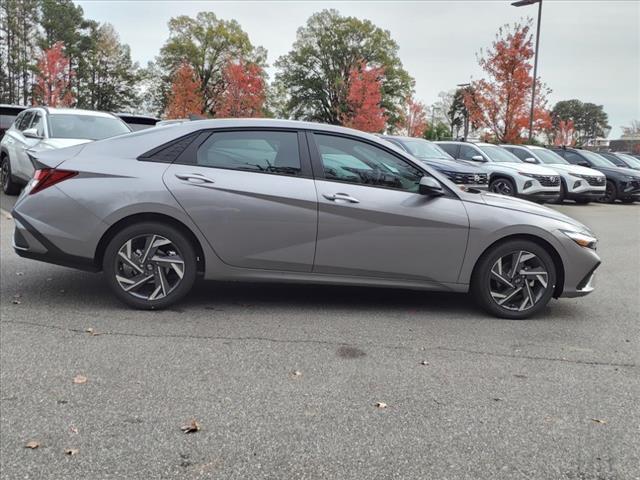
[1,191,638,480]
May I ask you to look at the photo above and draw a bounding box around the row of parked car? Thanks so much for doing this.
[381,135,640,204]
[1,104,639,205]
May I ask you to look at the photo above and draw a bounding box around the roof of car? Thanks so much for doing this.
[44,108,119,118]
[154,118,389,143]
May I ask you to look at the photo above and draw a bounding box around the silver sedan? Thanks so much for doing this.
[11,119,600,319]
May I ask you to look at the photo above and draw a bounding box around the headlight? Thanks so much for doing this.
[561,230,597,249]
[517,172,535,178]
[625,175,639,181]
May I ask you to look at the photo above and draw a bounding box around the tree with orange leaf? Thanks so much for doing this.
[33,42,75,107]
[551,119,576,146]
[165,62,203,119]
[216,61,266,118]
[464,20,551,143]
[396,96,428,137]
[341,61,386,133]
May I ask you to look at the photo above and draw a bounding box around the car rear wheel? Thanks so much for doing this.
[103,222,197,309]
[599,181,617,203]
[489,178,516,196]
[1,155,22,195]
[471,240,557,319]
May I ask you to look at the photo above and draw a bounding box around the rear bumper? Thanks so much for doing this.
[12,211,99,272]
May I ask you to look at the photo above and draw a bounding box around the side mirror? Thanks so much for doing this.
[23,128,42,139]
[523,157,537,164]
[578,160,590,167]
[471,155,486,162]
[419,176,444,196]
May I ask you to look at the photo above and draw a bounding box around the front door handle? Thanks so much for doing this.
[175,173,215,184]
[323,193,360,203]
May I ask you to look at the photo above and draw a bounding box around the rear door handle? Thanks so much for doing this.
[175,173,215,184]
[323,193,360,203]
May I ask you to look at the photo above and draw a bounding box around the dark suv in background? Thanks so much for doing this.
[550,147,640,203]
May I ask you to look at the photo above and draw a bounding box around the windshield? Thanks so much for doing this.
[532,148,569,165]
[617,153,640,169]
[49,114,131,140]
[580,150,616,168]
[479,145,522,163]
[397,139,453,159]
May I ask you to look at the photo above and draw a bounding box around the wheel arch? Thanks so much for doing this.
[488,173,518,190]
[471,233,565,298]
[94,212,206,275]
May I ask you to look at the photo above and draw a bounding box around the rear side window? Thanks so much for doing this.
[196,130,301,176]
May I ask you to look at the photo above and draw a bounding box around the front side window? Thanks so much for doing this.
[314,134,423,192]
[17,111,34,131]
[580,150,615,168]
[459,144,484,161]
[507,147,530,161]
[564,151,584,165]
[196,130,301,176]
[532,148,569,165]
[399,139,453,160]
[48,114,131,140]
[438,143,458,157]
[478,145,522,163]
[30,112,45,137]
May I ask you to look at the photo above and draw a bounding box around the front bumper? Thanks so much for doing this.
[566,189,605,200]
[556,232,601,298]
[518,190,560,203]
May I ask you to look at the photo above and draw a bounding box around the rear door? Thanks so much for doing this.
[309,132,469,284]
[163,129,318,272]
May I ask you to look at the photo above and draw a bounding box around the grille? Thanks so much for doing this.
[582,175,605,186]
[447,172,488,185]
[531,174,560,186]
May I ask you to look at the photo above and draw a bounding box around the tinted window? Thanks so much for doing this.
[397,139,453,160]
[599,152,625,167]
[196,130,301,175]
[478,145,522,163]
[579,150,615,168]
[459,144,483,161]
[17,111,34,131]
[438,143,458,157]
[532,148,569,165]
[507,147,530,161]
[564,151,585,165]
[48,114,131,140]
[314,134,423,192]
[30,112,45,137]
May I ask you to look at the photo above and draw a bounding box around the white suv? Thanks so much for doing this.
[1,107,131,194]
[502,144,606,204]
[436,141,561,202]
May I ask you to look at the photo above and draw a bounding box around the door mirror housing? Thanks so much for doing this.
[578,160,590,167]
[523,157,537,164]
[419,176,444,196]
[23,128,42,139]
[471,155,486,162]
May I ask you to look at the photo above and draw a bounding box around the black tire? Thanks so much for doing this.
[1,154,22,195]
[574,199,591,205]
[103,222,197,309]
[599,180,617,204]
[471,239,557,320]
[489,177,516,197]
[552,181,566,204]
[620,198,636,204]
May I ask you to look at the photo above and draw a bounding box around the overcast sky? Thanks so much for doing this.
[76,0,639,137]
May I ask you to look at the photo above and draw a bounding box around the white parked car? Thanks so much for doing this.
[502,144,606,204]
[436,141,561,202]
[1,107,131,194]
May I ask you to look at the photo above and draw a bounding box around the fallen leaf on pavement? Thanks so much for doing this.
[16,272,24,276]
[291,370,302,377]
[420,360,429,365]
[11,299,21,305]
[492,397,503,402]
[591,418,607,424]
[180,419,200,434]
[64,448,79,455]
[375,402,387,409]
[73,375,87,385]
[24,441,40,449]
[4,212,12,220]
[69,426,78,434]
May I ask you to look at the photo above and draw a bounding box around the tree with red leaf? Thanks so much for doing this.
[396,96,428,137]
[165,62,203,119]
[33,42,75,107]
[216,61,266,118]
[341,61,386,133]
[464,20,551,143]
[552,120,576,146]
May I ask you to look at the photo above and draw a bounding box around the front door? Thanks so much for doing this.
[164,129,318,272]
[309,132,469,284]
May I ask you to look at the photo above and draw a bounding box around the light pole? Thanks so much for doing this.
[457,82,471,141]
[512,0,542,142]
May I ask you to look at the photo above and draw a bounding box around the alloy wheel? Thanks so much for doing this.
[490,179,514,196]
[489,250,550,312]
[114,234,185,300]
[1,159,9,190]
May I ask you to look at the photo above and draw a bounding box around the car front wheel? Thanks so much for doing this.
[471,240,557,319]
[489,178,516,196]
[599,181,617,203]
[103,222,197,309]
[1,155,22,195]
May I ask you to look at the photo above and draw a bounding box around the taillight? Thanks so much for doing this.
[29,168,78,195]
